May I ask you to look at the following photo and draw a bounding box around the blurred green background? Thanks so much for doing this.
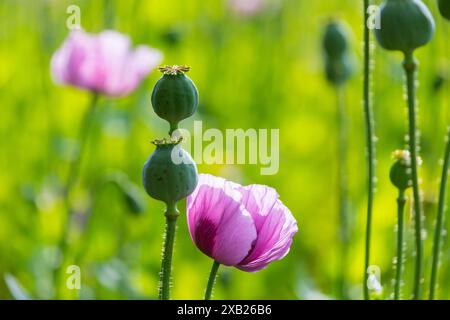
[1,0,450,300]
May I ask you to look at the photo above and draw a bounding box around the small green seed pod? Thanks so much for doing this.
[325,56,353,86]
[375,0,435,54]
[142,138,198,206]
[151,65,199,134]
[322,20,353,86]
[438,0,450,20]
[322,21,349,60]
[390,150,413,191]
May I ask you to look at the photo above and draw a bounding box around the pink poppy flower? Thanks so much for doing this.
[51,29,162,97]
[187,174,298,272]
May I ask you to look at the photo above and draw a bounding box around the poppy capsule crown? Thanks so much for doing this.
[151,65,199,134]
[375,0,435,54]
[438,0,450,20]
[142,138,198,206]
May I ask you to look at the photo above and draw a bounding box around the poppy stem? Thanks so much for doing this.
[169,123,178,136]
[363,0,376,301]
[205,261,221,300]
[54,92,99,298]
[336,84,349,299]
[429,127,450,300]
[394,189,407,300]
[159,203,179,300]
[403,52,423,300]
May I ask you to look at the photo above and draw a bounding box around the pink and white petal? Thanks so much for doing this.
[69,31,101,90]
[51,29,161,96]
[212,204,257,266]
[51,30,90,86]
[240,184,279,230]
[95,30,132,95]
[186,174,257,266]
[237,200,298,272]
[187,174,241,239]
[50,46,69,84]
[229,0,265,16]
[108,46,163,96]
[129,46,163,78]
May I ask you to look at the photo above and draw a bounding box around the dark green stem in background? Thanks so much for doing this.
[205,261,221,300]
[159,203,179,300]
[103,0,115,28]
[403,52,423,300]
[429,127,450,300]
[54,92,99,298]
[394,189,406,300]
[65,93,99,200]
[363,0,375,301]
[336,85,349,299]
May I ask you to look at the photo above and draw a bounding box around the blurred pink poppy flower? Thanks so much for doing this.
[187,174,298,272]
[228,0,266,16]
[51,29,162,97]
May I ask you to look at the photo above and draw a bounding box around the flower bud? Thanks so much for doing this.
[322,21,349,60]
[151,65,199,134]
[438,0,450,20]
[390,150,413,190]
[142,138,198,206]
[374,0,435,54]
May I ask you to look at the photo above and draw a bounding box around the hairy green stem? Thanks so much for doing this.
[336,85,349,299]
[363,0,375,301]
[159,203,179,300]
[205,261,221,300]
[394,190,406,300]
[403,52,423,300]
[429,127,450,299]
[54,92,99,298]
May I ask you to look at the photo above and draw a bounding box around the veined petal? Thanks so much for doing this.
[187,174,257,266]
[237,185,298,272]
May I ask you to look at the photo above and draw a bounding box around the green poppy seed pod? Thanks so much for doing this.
[375,0,435,54]
[322,21,349,59]
[151,65,199,134]
[325,56,353,86]
[142,139,198,206]
[322,21,353,86]
[438,0,450,20]
[390,150,413,190]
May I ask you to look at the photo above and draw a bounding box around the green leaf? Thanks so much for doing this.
[4,273,32,300]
